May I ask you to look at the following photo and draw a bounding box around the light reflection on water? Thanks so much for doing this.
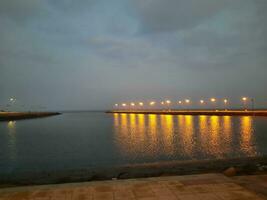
[7,121,17,162]
[114,114,258,160]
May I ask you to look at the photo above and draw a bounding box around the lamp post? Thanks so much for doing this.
[150,101,155,110]
[166,100,171,111]
[200,100,204,110]
[242,97,247,111]
[251,98,254,111]
[178,101,182,110]
[139,102,143,110]
[122,103,127,110]
[210,98,216,110]
[185,99,190,111]
[223,99,228,111]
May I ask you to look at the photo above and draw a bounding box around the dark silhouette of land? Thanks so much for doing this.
[0,112,61,121]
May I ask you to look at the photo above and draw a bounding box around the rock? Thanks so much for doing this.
[223,167,237,177]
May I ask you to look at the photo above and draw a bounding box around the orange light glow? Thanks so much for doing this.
[166,100,171,104]
[242,97,247,101]
[150,101,155,106]
[161,101,165,105]
[139,102,144,106]
[178,101,182,104]
[224,99,228,103]
[210,98,216,102]
[200,100,204,104]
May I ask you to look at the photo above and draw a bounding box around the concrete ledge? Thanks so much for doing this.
[1,156,267,187]
[106,110,267,116]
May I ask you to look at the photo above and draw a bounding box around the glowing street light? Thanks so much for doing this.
[185,99,190,103]
[210,98,216,102]
[242,97,248,110]
[200,100,204,104]
[131,102,135,106]
[10,98,16,102]
[242,97,247,101]
[150,101,155,106]
[161,101,165,105]
[115,104,118,107]
[166,100,171,104]
[122,103,127,107]
[223,99,228,110]
[139,102,144,106]
[178,101,182,104]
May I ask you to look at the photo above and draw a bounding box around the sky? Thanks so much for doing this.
[0,0,267,110]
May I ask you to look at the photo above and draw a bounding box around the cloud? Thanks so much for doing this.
[0,0,267,109]
[131,0,234,33]
[0,0,46,21]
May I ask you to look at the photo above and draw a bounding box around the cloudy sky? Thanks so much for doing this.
[0,0,266,110]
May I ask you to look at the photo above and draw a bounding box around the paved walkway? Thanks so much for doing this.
[0,173,266,200]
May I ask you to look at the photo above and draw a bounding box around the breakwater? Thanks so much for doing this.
[0,112,61,121]
[107,110,267,116]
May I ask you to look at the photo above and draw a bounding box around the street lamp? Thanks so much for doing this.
[166,100,171,110]
[210,98,216,102]
[185,99,190,111]
[150,101,155,106]
[242,97,247,111]
[210,98,216,110]
[10,98,16,103]
[223,99,228,110]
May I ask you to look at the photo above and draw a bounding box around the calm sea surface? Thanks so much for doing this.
[1,112,267,175]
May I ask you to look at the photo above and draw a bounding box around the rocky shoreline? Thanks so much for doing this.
[1,156,267,188]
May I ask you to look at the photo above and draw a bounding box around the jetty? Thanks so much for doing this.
[107,109,267,116]
[0,112,61,121]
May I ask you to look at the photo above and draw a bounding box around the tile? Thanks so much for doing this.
[93,192,113,200]
[177,193,220,200]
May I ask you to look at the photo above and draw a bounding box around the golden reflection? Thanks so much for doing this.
[240,116,256,156]
[137,114,145,133]
[129,114,137,131]
[113,113,257,161]
[113,113,119,127]
[209,116,221,157]
[183,115,194,155]
[7,121,17,161]
[223,116,232,144]
[198,116,233,158]
[148,114,158,154]
[199,115,208,154]
[177,115,195,156]
[160,115,174,155]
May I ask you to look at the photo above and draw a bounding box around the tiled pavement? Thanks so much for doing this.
[0,173,266,200]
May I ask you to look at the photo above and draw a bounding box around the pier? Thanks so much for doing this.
[0,112,61,121]
[107,110,267,116]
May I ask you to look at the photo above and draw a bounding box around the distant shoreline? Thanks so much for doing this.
[107,109,267,116]
[0,112,61,121]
